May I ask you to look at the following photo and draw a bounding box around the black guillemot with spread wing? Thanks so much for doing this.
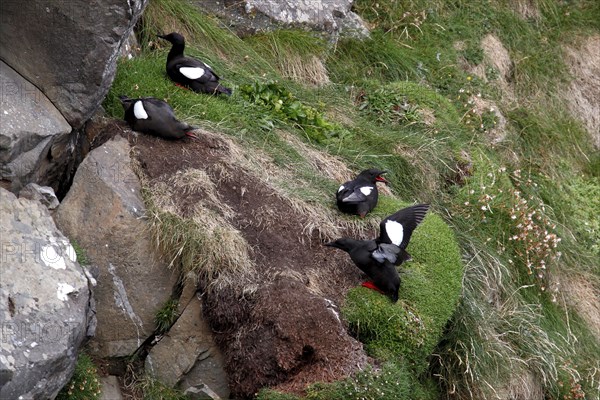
[325,204,430,302]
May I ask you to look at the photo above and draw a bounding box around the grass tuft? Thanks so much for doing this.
[154,298,179,334]
[56,354,101,400]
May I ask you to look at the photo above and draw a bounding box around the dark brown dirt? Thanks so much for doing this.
[130,130,368,398]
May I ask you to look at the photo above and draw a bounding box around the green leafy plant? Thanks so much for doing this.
[56,354,101,400]
[239,80,339,143]
[357,88,421,125]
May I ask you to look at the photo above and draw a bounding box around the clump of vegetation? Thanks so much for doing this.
[56,354,101,400]
[137,376,187,400]
[154,298,179,334]
[258,362,434,400]
[563,176,600,256]
[239,80,339,143]
[343,289,428,364]
[70,241,89,266]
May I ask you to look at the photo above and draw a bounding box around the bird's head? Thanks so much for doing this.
[324,238,355,253]
[157,32,185,45]
[359,168,388,185]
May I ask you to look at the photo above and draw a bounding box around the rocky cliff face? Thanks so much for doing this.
[0,0,148,128]
[0,188,94,399]
[0,0,149,197]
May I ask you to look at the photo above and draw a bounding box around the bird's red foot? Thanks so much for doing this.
[175,83,189,90]
[361,281,383,294]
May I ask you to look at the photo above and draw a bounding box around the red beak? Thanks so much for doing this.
[375,175,388,185]
[185,131,200,140]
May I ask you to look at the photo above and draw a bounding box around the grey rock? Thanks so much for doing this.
[184,384,222,400]
[194,0,369,39]
[0,0,149,128]
[99,375,123,400]
[146,295,229,399]
[18,183,60,210]
[0,61,75,194]
[120,31,141,60]
[54,136,178,357]
[0,188,92,400]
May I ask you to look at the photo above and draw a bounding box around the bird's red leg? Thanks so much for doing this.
[175,83,189,90]
[361,281,384,294]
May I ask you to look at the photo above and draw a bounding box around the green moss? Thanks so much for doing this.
[258,363,437,400]
[56,354,101,400]
[343,211,463,370]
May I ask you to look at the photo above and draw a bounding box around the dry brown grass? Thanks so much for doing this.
[555,271,600,337]
[277,54,330,86]
[563,35,600,149]
[131,152,257,293]
[279,130,353,183]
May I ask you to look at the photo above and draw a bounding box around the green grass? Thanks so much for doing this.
[70,240,89,266]
[154,298,179,334]
[107,0,600,398]
[56,354,101,400]
[343,210,463,373]
[137,376,187,400]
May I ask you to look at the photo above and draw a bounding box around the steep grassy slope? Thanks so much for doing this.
[102,0,600,398]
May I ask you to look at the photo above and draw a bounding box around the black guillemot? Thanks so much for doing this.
[325,204,430,302]
[336,168,388,217]
[119,95,198,140]
[158,32,232,96]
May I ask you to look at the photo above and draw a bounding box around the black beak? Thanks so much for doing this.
[157,34,166,39]
[324,242,336,247]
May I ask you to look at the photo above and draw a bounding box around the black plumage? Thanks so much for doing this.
[119,95,198,140]
[325,204,430,302]
[336,168,388,217]
[158,32,232,96]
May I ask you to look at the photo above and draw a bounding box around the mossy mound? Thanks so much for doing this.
[343,210,463,370]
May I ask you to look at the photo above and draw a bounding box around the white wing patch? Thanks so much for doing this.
[359,186,374,196]
[179,67,205,80]
[338,185,345,193]
[385,220,404,246]
[133,101,148,120]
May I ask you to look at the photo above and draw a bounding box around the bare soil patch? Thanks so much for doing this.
[130,130,368,397]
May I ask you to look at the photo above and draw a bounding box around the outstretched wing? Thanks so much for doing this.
[379,204,430,249]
